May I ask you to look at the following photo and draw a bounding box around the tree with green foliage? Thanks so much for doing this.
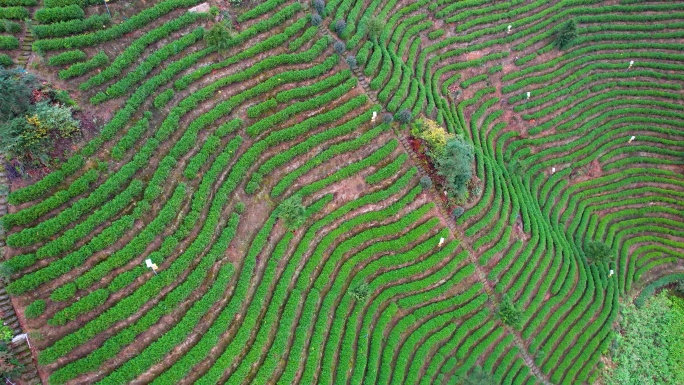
[396,109,412,124]
[676,279,684,294]
[0,101,80,167]
[278,195,306,229]
[436,136,474,199]
[498,295,521,327]
[205,22,233,54]
[604,292,684,385]
[348,281,370,300]
[555,19,578,50]
[333,19,346,36]
[0,263,13,285]
[411,117,454,159]
[333,40,345,54]
[345,55,357,69]
[313,0,326,17]
[366,17,385,42]
[461,366,496,385]
[419,175,433,190]
[584,241,612,264]
[0,68,38,124]
[0,69,81,168]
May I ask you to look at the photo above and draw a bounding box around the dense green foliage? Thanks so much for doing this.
[604,292,684,385]
[1,0,681,384]
[584,241,613,265]
[35,5,84,24]
[555,19,578,50]
[437,136,474,199]
[498,295,522,327]
[0,68,37,122]
[25,300,46,319]
[0,101,80,165]
[0,69,81,167]
[47,49,87,66]
[204,21,232,53]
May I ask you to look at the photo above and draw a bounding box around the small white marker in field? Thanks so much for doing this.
[526,91,531,99]
[609,269,614,277]
[628,60,634,68]
[507,25,512,33]
[371,111,377,123]
[551,167,556,174]
[444,190,448,196]
[439,237,445,247]
[12,333,30,348]
[145,258,159,275]
[628,135,635,143]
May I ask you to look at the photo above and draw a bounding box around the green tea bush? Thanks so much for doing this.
[271,119,386,197]
[43,0,102,6]
[461,74,488,89]
[50,213,240,383]
[49,288,109,326]
[50,282,76,302]
[25,300,46,319]
[367,153,407,185]
[0,0,37,5]
[35,5,84,23]
[247,98,277,119]
[0,53,12,66]
[153,89,174,109]
[58,50,108,79]
[47,50,87,66]
[237,0,287,22]
[0,7,28,19]
[289,25,317,51]
[0,19,21,33]
[428,29,445,39]
[0,35,19,50]
[33,13,110,39]
[91,27,205,104]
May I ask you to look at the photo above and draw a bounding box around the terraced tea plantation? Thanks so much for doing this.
[1,0,683,383]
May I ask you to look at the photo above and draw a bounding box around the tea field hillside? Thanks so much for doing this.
[0,0,683,384]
